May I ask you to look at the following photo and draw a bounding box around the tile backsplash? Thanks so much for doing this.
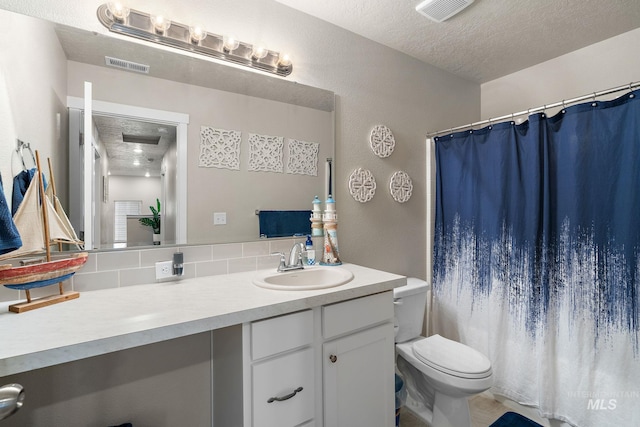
[0,238,304,302]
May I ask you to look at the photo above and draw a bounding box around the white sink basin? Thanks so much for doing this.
[253,266,354,290]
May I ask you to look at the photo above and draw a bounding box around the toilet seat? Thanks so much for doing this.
[412,334,491,379]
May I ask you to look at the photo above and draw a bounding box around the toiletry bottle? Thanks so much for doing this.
[305,235,315,265]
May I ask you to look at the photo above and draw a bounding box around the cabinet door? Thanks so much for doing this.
[323,322,394,427]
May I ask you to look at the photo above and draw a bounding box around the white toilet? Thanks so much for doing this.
[394,278,493,427]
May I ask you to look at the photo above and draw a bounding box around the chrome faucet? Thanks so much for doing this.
[271,242,306,272]
[288,242,306,268]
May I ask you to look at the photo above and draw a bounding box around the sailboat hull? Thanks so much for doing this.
[0,252,88,290]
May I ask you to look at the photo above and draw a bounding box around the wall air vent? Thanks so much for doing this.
[105,56,150,74]
[415,0,474,23]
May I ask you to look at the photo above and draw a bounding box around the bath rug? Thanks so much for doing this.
[489,411,542,427]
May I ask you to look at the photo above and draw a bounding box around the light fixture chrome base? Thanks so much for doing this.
[97,4,292,77]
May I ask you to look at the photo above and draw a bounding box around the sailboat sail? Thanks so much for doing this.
[0,174,82,261]
[45,184,83,247]
[0,173,45,260]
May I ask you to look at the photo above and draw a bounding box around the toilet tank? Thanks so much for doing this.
[393,277,430,343]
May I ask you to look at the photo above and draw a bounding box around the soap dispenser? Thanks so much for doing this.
[305,235,315,265]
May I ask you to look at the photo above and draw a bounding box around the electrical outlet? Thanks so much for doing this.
[214,212,227,225]
[155,261,173,280]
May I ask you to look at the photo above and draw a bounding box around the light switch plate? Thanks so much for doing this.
[214,212,227,225]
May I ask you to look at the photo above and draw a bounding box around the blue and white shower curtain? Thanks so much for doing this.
[432,89,640,426]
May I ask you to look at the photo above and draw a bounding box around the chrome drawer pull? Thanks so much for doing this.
[329,354,337,363]
[267,386,303,403]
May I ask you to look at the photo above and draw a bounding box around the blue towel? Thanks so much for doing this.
[0,173,22,255]
[258,210,312,238]
[12,168,48,215]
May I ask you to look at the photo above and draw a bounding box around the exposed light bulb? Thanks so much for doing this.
[277,53,292,68]
[107,2,130,21]
[150,15,171,33]
[251,45,268,60]
[223,35,240,52]
[189,25,207,43]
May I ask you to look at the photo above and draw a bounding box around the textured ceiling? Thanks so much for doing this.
[93,116,175,177]
[274,0,640,83]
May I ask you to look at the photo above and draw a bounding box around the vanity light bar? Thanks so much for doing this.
[96,3,293,77]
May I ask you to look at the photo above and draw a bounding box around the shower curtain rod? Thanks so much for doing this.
[426,80,640,137]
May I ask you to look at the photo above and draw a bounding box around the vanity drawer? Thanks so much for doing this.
[322,291,393,339]
[252,347,315,427]
[251,310,313,360]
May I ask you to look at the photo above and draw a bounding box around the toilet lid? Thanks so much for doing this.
[412,334,491,379]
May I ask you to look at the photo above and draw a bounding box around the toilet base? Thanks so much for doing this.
[432,390,471,427]
[402,389,471,427]
[402,391,434,425]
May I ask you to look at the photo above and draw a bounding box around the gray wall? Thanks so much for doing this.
[0,9,68,209]
[481,28,640,119]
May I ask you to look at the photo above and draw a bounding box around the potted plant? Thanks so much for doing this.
[139,198,161,245]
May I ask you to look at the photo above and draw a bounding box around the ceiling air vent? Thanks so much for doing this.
[122,134,160,145]
[415,0,474,22]
[105,56,150,74]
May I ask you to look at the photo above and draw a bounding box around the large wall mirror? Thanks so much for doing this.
[0,7,335,251]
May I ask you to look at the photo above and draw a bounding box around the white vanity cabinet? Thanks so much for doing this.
[322,291,395,427]
[241,291,394,427]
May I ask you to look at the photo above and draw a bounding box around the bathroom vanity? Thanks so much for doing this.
[0,264,405,427]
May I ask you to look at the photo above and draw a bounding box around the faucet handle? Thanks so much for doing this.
[270,252,287,271]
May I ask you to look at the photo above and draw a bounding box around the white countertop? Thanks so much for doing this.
[0,264,405,377]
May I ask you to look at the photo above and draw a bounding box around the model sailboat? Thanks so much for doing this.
[0,150,87,313]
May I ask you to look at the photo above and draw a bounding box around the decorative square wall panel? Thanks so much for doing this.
[199,126,241,170]
[287,139,319,176]
[248,133,284,173]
